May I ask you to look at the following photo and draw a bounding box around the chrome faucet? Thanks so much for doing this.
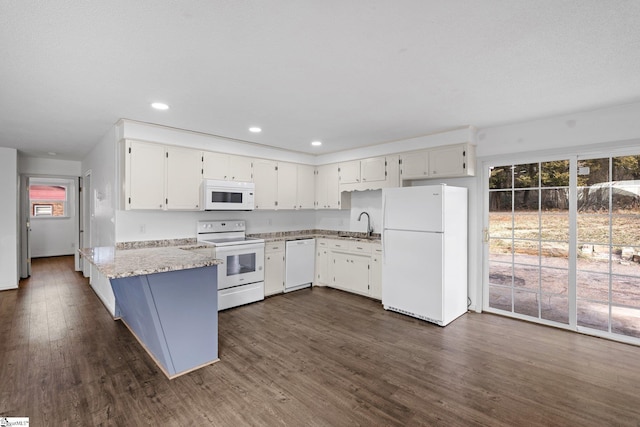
[357,211,373,237]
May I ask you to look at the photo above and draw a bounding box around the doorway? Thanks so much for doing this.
[484,153,640,343]
[19,174,81,278]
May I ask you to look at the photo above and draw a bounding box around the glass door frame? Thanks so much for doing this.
[481,146,640,346]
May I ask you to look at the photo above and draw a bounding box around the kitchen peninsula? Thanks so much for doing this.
[80,243,222,379]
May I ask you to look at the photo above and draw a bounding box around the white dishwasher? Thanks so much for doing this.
[285,238,316,292]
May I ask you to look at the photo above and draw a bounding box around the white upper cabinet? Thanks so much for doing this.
[338,160,361,184]
[339,155,399,192]
[203,152,253,182]
[276,162,315,210]
[400,150,429,180]
[123,140,202,211]
[276,162,297,209]
[296,164,315,209]
[165,146,203,210]
[124,140,166,210]
[253,159,278,210]
[428,143,475,177]
[315,163,344,209]
[360,157,387,183]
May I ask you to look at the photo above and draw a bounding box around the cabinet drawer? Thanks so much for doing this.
[316,239,328,247]
[329,240,349,250]
[265,242,285,253]
[350,241,372,254]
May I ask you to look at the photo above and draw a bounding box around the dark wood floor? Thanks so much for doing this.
[2,256,640,426]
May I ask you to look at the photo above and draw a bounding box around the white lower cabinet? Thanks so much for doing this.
[264,242,285,296]
[315,239,329,286]
[323,239,382,299]
[332,251,370,296]
[370,247,382,300]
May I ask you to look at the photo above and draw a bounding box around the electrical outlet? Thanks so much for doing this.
[140,224,146,233]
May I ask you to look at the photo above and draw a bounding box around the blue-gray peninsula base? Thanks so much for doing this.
[79,245,222,379]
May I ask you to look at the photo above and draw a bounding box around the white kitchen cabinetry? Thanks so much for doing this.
[124,140,166,210]
[339,155,399,192]
[276,162,315,210]
[264,242,285,296]
[338,160,361,184]
[315,239,329,286]
[276,162,297,209]
[400,150,429,180]
[370,247,382,300]
[296,164,315,209]
[202,152,253,182]
[315,164,349,210]
[122,140,202,210]
[165,146,203,210]
[253,159,278,210]
[325,239,381,298]
[428,143,475,178]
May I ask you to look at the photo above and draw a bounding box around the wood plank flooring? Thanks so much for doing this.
[1,256,640,425]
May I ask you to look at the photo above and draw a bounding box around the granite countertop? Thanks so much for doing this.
[249,230,381,244]
[80,229,379,279]
[79,244,222,279]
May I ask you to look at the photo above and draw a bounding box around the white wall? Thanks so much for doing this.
[18,156,82,176]
[82,126,118,248]
[476,102,640,157]
[0,147,19,290]
[116,209,317,242]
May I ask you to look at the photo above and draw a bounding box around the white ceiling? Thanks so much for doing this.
[2,1,640,161]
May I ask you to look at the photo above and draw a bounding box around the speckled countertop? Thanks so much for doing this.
[79,244,222,279]
[248,229,381,243]
[79,229,379,279]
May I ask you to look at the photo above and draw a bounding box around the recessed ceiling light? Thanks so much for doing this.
[311,141,322,146]
[249,127,262,133]
[151,102,169,110]
[48,152,57,156]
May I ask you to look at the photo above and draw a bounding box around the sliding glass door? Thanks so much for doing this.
[485,153,640,343]
[576,155,640,338]
[487,160,571,325]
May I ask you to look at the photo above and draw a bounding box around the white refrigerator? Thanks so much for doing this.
[382,184,468,326]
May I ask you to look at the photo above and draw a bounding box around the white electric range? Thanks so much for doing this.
[197,220,265,311]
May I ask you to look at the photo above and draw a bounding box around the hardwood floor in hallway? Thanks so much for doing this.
[1,256,640,425]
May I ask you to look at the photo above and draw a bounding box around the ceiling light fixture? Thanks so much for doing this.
[311,141,322,146]
[249,127,262,133]
[47,152,57,156]
[151,102,169,110]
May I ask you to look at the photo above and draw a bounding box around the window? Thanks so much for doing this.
[30,184,68,217]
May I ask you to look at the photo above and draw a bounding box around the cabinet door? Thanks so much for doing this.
[325,164,342,209]
[429,145,466,177]
[370,249,382,300]
[166,147,203,210]
[400,151,429,180]
[296,164,315,209]
[229,155,253,182]
[202,152,229,180]
[126,140,166,210]
[276,162,297,209]
[264,251,285,296]
[315,242,329,285]
[361,157,386,183]
[315,166,328,209]
[332,252,370,296]
[339,160,361,184]
[253,159,277,209]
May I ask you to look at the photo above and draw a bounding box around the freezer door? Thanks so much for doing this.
[382,229,443,323]
[382,186,444,232]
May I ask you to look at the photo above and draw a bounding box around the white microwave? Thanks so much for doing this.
[202,179,255,211]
